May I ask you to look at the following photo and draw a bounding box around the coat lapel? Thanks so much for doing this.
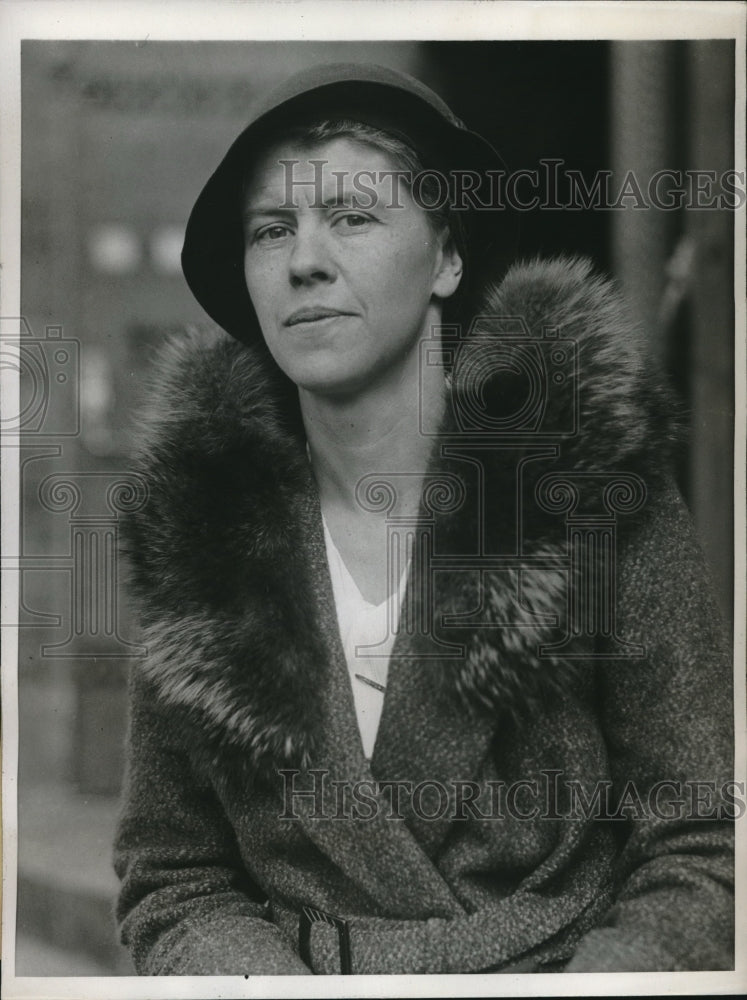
[291,486,466,919]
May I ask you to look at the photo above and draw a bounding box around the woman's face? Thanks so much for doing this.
[242,137,462,396]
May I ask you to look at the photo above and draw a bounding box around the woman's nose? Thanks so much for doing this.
[288,222,337,287]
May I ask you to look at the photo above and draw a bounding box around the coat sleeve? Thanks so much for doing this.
[565,477,735,972]
[113,670,311,975]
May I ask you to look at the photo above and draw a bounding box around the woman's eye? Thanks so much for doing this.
[336,213,371,230]
[254,224,290,244]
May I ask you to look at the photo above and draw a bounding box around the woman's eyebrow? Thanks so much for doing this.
[242,205,296,223]
[318,194,373,209]
[244,196,374,221]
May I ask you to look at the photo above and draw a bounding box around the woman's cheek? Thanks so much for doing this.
[245,260,283,331]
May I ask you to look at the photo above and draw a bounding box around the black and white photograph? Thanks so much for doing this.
[1,2,745,996]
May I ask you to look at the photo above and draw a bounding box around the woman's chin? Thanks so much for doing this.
[280,353,378,398]
[293,369,371,399]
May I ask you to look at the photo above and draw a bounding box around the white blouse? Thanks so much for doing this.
[321,515,410,759]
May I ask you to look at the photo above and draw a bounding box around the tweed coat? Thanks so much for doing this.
[114,256,734,976]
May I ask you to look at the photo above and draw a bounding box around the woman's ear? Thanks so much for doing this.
[432,234,464,300]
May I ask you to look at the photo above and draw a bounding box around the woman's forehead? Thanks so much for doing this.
[243,136,407,211]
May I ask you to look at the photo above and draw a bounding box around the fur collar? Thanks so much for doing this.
[123,257,674,780]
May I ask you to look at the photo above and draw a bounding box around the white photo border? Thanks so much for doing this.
[1,2,745,998]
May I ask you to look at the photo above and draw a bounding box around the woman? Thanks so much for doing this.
[114,63,734,975]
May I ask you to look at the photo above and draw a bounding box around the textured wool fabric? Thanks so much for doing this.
[114,257,734,975]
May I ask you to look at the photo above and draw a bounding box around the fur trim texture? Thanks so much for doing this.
[123,256,675,779]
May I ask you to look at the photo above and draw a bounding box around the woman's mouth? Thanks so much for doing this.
[283,307,355,327]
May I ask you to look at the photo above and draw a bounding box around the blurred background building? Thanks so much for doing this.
[15,39,735,974]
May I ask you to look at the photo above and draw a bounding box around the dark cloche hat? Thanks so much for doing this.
[181,62,507,345]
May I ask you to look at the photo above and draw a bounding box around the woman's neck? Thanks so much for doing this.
[299,351,447,518]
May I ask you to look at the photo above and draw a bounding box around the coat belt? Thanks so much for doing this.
[268,898,581,975]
